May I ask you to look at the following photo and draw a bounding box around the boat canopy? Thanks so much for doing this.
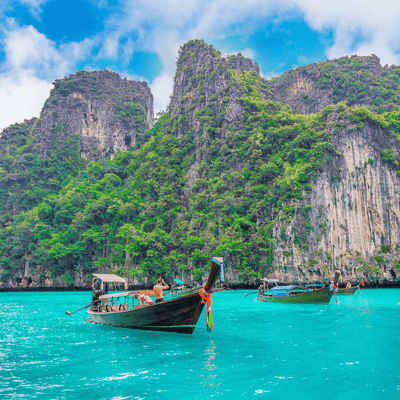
[174,279,184,285]
[261,278,279,283]
[92,273,128,290]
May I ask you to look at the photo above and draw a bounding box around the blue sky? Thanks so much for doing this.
[1,0,400,131]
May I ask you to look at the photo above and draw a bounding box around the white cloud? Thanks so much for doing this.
[294,0,400,65]
[0,22,95,131]
[3,0,400,130]
[149,72,174,115]
[4,25,94,80]
[111,0,400,74]
[0,72,53,130]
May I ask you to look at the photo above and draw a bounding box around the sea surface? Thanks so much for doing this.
[0,289,399,399]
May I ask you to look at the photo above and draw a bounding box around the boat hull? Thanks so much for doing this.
[88,293,205,334]
[338,286,358,295]
[258,286,333,304]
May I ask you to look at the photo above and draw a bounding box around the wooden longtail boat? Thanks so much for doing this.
[256,272,340,304]
[87,257,223,334]
[257,285,333,304]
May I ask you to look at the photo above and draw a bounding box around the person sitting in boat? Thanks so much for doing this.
[92,290,102,311]
[346,282,352,289]
[153,278,169,303]
[138,293,154,305]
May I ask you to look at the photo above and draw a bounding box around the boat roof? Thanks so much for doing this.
[261,278,279,282]
[174,279,184,284]
[92,273,127,284]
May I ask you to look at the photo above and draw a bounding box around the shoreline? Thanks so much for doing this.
[1,281,400,292]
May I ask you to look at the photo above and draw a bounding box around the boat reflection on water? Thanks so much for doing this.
[200,340,220,391]
[204,341,217,371]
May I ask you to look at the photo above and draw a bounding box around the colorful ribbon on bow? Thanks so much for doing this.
[199,286,214,332]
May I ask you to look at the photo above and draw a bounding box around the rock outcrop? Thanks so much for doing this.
[271,108,400,282]
[37,70,153,160]
[270,54,400,114]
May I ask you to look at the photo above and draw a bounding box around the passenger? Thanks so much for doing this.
[92,290,102,311]
[330,280,339,303]
[102,282,109,306]
[94,278,101,290]
[153,278,169,303]
[139,293,154,305]
[346,282,352,289]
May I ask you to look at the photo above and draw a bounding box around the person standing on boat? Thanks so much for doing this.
[102,282,109,306]
[153,278,169,303]
[330,281,339,303]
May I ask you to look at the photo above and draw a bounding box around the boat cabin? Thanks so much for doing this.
[91,273,164,313]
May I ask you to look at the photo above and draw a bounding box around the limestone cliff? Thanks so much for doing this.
[168,40,267,188]
[166,42,400,284]
[38,70,153,160]
[0,70,153,222]
[271,107,400,283]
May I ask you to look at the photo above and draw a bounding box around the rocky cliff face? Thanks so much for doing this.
[271,108,400,283]
[0,70,153,223]
[166,42,400,284]
[168,40,267,188]
[37,70,153,160]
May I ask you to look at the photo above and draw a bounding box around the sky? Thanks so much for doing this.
[1,0,400,132]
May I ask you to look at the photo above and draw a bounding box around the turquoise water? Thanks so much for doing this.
[1,289,399,399]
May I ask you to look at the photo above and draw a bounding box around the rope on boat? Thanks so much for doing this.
[199,286,214,333]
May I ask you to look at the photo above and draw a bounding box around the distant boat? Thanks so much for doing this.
[256,272,339,304]
[257,285,334,304]
[86,257,223,334]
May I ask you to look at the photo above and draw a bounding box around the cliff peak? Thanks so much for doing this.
[37,69,153,160]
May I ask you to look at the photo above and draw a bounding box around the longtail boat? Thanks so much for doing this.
[256,272,340,304]
[257,285,333,304]
[86,257,223,334]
